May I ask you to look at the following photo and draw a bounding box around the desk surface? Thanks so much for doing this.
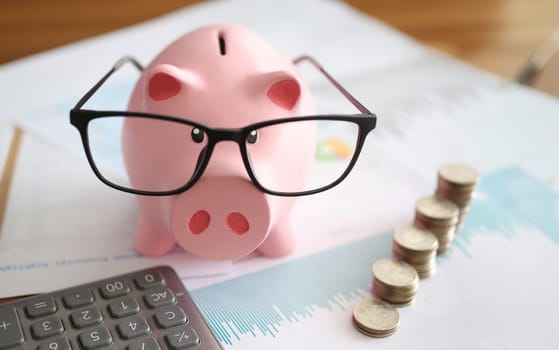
[1,0,559,81]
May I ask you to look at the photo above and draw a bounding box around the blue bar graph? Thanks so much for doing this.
[191,166,559,346]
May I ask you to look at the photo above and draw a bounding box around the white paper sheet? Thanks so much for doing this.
[190,166,559,350]
[0,0,430,298]
[1,0,559,349]
[0,134,232,297]
[0,0,426,156]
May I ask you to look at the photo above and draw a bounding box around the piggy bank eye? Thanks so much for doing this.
[191,128,205,143]
[246,130,258,144]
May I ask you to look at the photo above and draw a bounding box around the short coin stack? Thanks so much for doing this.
[371,258,419,306]
[352,299,400,338]
[435,163,480,230]
[392,225,439,278]
[414,196,459,255]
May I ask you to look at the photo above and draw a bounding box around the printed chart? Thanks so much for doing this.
[192,166,559,349]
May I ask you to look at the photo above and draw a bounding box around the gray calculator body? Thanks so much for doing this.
[0,265,223,349]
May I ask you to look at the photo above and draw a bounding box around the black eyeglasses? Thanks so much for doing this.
[70,55,377,197]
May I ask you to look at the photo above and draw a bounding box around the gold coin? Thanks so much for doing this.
[394,225,439,253]
[371,284,417,306]
[436,179,477,194]
[392,247,436,264]
[352,299,400,337]
[414,217,456,234]
[372,258,419,288]
[435,189,476,207]
[393,247,436,264]
[353,317,399,337]
[438,163,480,187]
[417,267,436,279]
[416,196,459,223]
[372,281,418,298]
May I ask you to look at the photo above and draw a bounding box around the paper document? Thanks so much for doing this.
[0,134,232,297]
[191,167,559,349]
[0,0,426,156]
[1,0,559,349]
[0,0,429,298]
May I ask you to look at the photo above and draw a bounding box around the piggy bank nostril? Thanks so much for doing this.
[188,210,210,235]
[226,212,250,235]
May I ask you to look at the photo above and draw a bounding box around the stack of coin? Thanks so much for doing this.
[371,258,419,306]
[414,196,459,254]
[435,163,480,229]
[352,299,400,338]
[392,225,439,278]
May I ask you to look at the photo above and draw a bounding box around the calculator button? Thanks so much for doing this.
[62,288,94,309]
[108,296,140,318]
[154,305,187,329]
[99,279,130,299]
[30,316,64,339]
[116,316,151,340]
[135,270,166,290]
[78,326,113,349]
[70,305,103,329]
[127,337,162,350]
[164,326,200,349]
[144,288,176,308]
[24,296,57,319]
[38,337,72,350]
[0,306,24,348]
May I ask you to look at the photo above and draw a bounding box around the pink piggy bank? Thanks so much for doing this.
[123,24,317,260]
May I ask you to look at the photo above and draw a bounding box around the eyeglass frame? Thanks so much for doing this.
[69,55,377,197]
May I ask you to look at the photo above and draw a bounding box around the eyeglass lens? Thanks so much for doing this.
[86,116,360,194]
[246,119,359,193]
[88,116,208,192]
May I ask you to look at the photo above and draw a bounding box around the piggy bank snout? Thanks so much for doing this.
[171,176,271,260]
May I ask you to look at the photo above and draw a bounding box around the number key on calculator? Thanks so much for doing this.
[0,265,223,349]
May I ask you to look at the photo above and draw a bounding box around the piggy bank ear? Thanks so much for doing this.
[146,64,200,102]
[265,72,301,110]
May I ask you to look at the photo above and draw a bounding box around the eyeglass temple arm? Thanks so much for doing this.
[72,56,144,110]
[293,55,371,115]
[73,55,367,113]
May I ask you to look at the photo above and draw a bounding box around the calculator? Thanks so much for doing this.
[0,265,223,349]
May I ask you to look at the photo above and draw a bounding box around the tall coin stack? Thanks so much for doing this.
[435,163,480,230]
[371,258,419,306]
[414,196,459,255]
[392,225,439,278]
